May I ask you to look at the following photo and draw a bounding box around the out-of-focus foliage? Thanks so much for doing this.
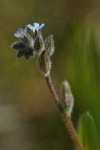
[0,0,100,150]
[63,20,100,138]
[77,112,100,150]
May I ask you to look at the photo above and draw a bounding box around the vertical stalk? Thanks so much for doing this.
[45,74,84,150]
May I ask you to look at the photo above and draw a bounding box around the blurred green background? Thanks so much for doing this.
[0,0,100,149]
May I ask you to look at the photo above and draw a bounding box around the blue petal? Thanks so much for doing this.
[18,28,23,33]
[39,23,45,29]
[14,27,27,38]
[33,23,39,29]
[27,24,34,30]
[14,32,22,38]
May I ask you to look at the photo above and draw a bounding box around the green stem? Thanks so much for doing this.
[45,74,84,150]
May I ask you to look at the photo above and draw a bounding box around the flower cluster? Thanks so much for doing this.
[12,22,54,60]
[12,22,54,75]
[12,23,45,59]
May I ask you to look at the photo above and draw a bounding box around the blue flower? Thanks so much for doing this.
[14,27,27,38]
[27,22,45,31]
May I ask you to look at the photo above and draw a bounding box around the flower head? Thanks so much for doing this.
[12,22,56,60]
[14,27,27,38]
[27,22,45,31]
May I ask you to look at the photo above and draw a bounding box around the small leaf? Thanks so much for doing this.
[17,51,24,58]
[12,42,26,50]
[77,112,100,150]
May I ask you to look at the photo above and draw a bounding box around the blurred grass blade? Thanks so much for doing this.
[77,112,100,150]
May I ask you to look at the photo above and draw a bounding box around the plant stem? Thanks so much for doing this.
[45,74,84,150]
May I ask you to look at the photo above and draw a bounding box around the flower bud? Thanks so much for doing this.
[44,35,54,57]
[34,36,43,55]
[38,50,51,76]
[61,80,74,117]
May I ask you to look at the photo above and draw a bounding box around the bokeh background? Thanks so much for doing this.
[0,0,100,149]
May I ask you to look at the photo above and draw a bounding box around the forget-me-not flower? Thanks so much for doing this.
[27,22,45,31]
[14,27,27,38]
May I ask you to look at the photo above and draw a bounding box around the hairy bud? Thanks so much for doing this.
[34,35,44,55]
[61,80,74,117]
[44,35,54,57]
[38,50,51,76]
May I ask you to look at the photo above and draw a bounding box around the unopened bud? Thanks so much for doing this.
[38,50,51,76]
[61,80,74,117]
[44,35,54,57]
[34,35,44,55]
